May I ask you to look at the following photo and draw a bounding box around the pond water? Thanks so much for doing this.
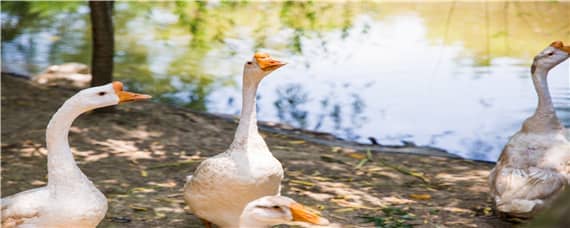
[2,2,569,161]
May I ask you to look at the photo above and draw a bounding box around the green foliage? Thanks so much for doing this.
[1,1,84,41]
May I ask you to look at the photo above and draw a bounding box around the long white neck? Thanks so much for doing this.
[532,69,555,115]
[46,98,90,192]
[229,74,267,151]
[523,68,563,133]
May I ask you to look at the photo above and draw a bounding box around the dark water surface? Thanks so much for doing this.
[2,2,569,161]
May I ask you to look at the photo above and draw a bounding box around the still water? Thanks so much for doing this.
[2,2,569,161]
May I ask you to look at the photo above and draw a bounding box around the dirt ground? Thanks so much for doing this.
[1,75,514,227]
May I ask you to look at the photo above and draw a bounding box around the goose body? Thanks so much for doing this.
[2,184,107,228]
[489,41,570,218]
[184,53,286,227]
[1,82,150,227]
[185,144,284,227]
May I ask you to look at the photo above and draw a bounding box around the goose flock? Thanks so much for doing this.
[1,42,569,227]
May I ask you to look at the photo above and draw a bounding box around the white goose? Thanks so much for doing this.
[184,53,286,227]
[489,41,570,218]
[1,82,151,227]
[240,196,330,228]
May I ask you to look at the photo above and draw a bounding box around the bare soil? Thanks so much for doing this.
[1,75,514,227]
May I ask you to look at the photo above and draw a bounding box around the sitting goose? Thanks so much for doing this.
[184,53,286,227]
[1,82,151,227]
[489,41,570,218]
[240,196,330,228]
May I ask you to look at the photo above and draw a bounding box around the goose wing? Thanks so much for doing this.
[499,167,566,201]
[1,187,49,227]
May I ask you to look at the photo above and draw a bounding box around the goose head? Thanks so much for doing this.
[243,52,287,80]
[240,196,330,228]
[71,81,151,112]
[531,41,570,74]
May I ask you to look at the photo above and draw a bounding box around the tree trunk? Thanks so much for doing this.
[89,1,114,87]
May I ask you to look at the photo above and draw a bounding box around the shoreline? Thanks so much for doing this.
[4,71,473,162]
[210,111,467,160]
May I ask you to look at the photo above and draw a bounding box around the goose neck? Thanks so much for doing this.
[46,98,89,190]
[230,75,265,150]
[523,68,563,132]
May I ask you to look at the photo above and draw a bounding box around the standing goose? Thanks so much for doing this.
[489,41,570,218]
[240,196,330,228]
[184,53,286,227]
[1,82,151,227]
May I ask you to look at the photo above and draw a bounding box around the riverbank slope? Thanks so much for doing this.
[1,75,510,227]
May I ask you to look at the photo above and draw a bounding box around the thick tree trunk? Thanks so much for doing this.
[89,1,114,87]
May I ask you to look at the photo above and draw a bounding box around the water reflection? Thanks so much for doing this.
[274,84,309,129]
[1,1,569,161]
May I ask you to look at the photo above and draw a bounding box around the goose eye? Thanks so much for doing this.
[272,206,280,209]
[98,92,106,96]
[247,61,252,65]
[547,52,554,56]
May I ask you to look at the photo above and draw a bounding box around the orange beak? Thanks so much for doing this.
[254,52,287,72]
[550,41,570,54]
[290,203,330,225]
[112,81,152,103]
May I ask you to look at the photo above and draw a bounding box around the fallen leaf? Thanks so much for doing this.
[409,193,431,200]
[366,167,385,172]
[288,140,305,145]
[333,208,355,213]
[129,204,149,212]
[330,146,342,153]
[483,207,492,216]
[355,158,369,169]
[346,153,366,160]
[311,176,331,181]
[167,193,183,198]
[272,146,292,150]
[290,179,315,186]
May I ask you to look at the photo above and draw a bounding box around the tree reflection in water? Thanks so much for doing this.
[1,1,569,160]
[274,84,309,129]
[273,83,367,141]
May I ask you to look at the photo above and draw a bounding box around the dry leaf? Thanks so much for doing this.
[129,204,149,211]
[330,146,342,153]
[333,208,355,213]
[483,207,492,216]
[355,158,368,169]
[290,180,315,186]
[409,193,431,200]
[346,153,366,160]
[272,145,291,150]
[311,176,331,181]
[288,140,306,145]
